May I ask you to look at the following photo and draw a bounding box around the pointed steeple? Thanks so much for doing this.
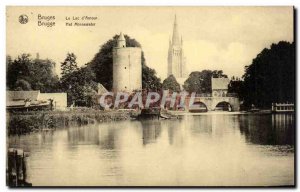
[117,32,126,48]
[172,14,180,45]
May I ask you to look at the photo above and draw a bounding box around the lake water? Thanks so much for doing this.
[8,113,295,186]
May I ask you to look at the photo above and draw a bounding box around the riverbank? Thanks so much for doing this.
[7,109,131,136]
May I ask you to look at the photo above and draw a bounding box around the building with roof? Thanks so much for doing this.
[211,77,230,97]
[182,77,240,111]
[7,91,40,101]
[6,90,67,111]
[7,90,46,111]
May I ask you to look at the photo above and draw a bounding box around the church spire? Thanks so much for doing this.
[168,14,186,79]
[172,14,180,45]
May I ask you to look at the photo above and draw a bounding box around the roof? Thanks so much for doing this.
[118,32,125,41]
[211,78,229,90]
[6,100,25,107]
[6,100,49,108]
[97,83,108,95]
[7,91,40,101]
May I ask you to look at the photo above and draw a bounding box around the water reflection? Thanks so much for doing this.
[141,120,162,145]
[68,126,99,145]
[239,114,294,145]
[187,115,213,134]
[8,114,295,186]
[98,124,118,150]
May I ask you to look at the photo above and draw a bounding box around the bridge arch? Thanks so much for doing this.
[214,101,233,111]
[189,101,208,112]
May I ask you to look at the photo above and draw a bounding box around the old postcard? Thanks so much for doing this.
[6,6,295,187]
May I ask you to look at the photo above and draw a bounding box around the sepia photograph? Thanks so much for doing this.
[6,6,295,187]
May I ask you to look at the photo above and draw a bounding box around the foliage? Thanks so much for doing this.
[89,34,161,91]
[61,53,78,77]
[6,54,60,92]
[228,77,243,98]
[60,53,97,106]
[14,79,32,91]
[142,51,162,91]
[162,75,180,92]
[30,58,60,92]
[241,41,295,108]
[183,70,227,93]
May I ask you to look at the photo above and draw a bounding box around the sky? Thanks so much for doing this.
[6,6,294,80]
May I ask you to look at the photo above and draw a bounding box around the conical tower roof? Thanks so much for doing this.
[117,32,126,48]
[172,14,180,45]
[118,32,125,41]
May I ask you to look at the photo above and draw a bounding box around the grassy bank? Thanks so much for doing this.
[7,109,131,136]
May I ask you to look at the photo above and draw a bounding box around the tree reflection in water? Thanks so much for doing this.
[239,114,294,146]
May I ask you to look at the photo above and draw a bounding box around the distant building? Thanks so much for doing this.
[112,32,142,92]
[6,90,67,111]
[211,77,230,97]
[168,15,187,80]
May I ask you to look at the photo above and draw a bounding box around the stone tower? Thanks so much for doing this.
[113,32,142,92]
[168,15,186,79]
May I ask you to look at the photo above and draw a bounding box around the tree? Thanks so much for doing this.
[162,75,180,92]
[7,54,31,90]
[14,79,31,91]
[61,53,78,79]
[89,34,161,91]
[142,51,162,91]
[60,52,79,92]
[29,58,60,92]
[61,61,97,106]
[71,66,97,107]
[228,77,243,98]
[241,41,295,108]
[183,70,228,93]
[7,54,60,92]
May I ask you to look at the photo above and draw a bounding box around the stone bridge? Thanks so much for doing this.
[185,96,240,111]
